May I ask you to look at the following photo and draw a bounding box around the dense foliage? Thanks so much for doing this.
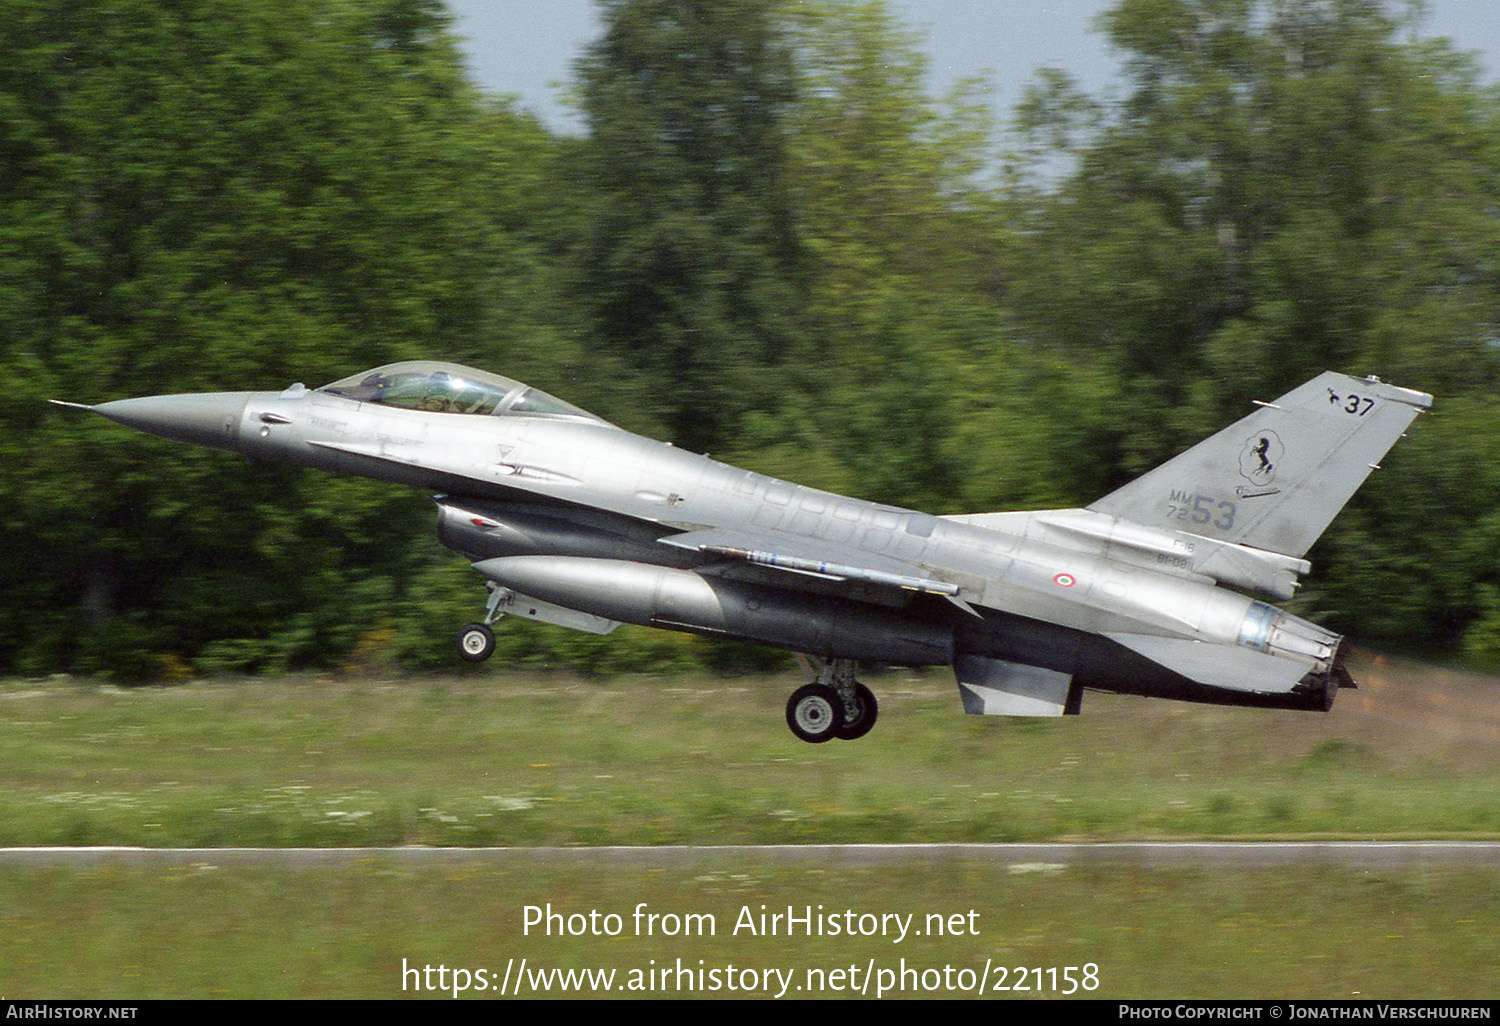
[3,0,1496,678]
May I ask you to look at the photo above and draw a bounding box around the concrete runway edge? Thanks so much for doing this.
[1,841,1499,869]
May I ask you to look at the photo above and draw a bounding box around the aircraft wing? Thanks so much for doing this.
[660,526,961,598]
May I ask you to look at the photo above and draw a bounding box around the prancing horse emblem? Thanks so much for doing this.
[1239,430,1283,487]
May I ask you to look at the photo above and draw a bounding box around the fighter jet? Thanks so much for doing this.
[54,363,1430,742]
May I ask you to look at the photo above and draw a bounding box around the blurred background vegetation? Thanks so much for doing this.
[3,0,1498,680]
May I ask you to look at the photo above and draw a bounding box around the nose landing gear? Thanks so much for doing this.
[457,622,496,662]
[456,582,509,663]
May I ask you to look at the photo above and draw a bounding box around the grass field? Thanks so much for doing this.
[2,652,1498,998]
[2,653,1498,847]
[3,862,1498,999]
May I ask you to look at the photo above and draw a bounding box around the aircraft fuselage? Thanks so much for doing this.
[68,362,1430,739]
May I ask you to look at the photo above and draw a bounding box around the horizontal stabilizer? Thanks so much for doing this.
[1104,633,1311,694]
[953,654,1080,716]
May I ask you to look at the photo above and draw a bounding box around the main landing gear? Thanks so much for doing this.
[786,656,877,743]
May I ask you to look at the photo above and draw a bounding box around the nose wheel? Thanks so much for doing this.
[786,657,878,742]
[457,623,495,662]
[455,583,509,663]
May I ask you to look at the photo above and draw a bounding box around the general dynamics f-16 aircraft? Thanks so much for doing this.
[55,364,1431,742]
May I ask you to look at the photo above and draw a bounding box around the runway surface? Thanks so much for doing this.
[2,841,1498,869]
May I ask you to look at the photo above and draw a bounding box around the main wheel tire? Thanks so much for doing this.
[786,683,841,743]
[456,623,495,663]
[836,682,879,741]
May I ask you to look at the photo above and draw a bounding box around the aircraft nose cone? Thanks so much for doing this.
[91,392,254,452]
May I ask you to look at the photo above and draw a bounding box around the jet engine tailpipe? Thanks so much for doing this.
[1237,601,1342,673]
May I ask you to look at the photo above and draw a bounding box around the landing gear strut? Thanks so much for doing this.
[785,656,878,743]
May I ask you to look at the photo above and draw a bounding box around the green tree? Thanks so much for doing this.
[782,0,1002,325]
[716,0,1012,513]
[1006,0,1500,650]
[569,0,810,455]
[1013,0,1500,455]
[0,0,556,676]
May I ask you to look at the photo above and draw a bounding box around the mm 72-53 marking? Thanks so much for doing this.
[1165,491,1237,531]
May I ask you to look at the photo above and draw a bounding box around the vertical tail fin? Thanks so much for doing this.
[1087,373,1431,558]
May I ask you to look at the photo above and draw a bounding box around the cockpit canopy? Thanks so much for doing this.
[319,362,605,423]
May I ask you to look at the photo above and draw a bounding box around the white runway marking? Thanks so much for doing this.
[1,842,1498,869]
